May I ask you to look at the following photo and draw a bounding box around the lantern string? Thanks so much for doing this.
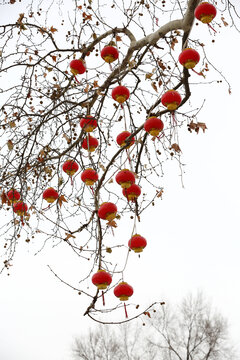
[102,291,105,306]
[126,149,133,172]
[124,302,128,318]
[207,23,217,33]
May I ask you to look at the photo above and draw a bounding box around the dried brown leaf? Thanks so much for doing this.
[58,195,68,208]
[170,143,181,153]
[151,82,158,92]
[50,26,58,33]
[7,140,14,150]
[65,232,76,240]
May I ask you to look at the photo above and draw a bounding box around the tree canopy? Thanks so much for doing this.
[0,0,239,322]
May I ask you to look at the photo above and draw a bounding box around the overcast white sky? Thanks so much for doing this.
[0,1,240,360]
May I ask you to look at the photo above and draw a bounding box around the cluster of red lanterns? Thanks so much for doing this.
[6,189,28,225]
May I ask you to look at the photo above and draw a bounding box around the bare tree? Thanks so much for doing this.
[73,322,156,360]
[0,0,239,322]
[147,293,236,360]
[73,294,236,360]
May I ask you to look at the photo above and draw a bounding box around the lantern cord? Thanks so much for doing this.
[207,23,217,33]
[126,149,133,172]
[74,75,81,84]
[102,291,105,306]
[192,69,206,78]
[124,302,128,318]
[21,216,24,226]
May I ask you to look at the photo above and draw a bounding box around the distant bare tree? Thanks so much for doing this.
[73,294,236,360]
[147,293,236,360]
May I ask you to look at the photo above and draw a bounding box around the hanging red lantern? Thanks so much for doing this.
[80,116,98,132]
[98,202,117,221]
[13,201,28,216]
[82,136,99,152]
[13,201,28,225]
[128,234,147,253]
[194,2,217,24]
[114,281,133,318]
[81,168,98,186]
[144,117,164,137]
[62,160,79,176]
[161,90,182,111]
[116,131,135,148]
[112,85,130,104]
[92,269,112,290]
[115,169,135,189]
[101,46,119,63]
[178,48,200,69]
[7,189,20,203]
[43,187,59,203]
[69,59,86,75]
[123,184,141,201]
[92,269,112,306]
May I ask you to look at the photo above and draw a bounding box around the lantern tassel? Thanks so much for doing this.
[109,63,113,71]
[74,75,81,84]
[70,175,73,186]
[21,216,25,226]
[120,104,124,110]
[171,111,177,126]
[124,302,128,318]
[192,69,206,78]
[42,204,50,211]
[102,291,105,306]
[207,23,217,33]
[90,186,95,195]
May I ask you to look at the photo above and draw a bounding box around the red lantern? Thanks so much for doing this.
[195,2,217,24]
[178,48,200,69]
[7,189,20,203]
[144,117,164,137]
[43,187,59,203]
[92,269,112,290]
[128,234,147,253]
[13,201,28,216]
[62,160,79,176]
[98,202,117,221]
[123,184,141,201]
[115,169,135,189]
[116,131,135,148]
[81,168,98,186]
[101,46,119,63]
[80,116,97,132]
[82,136,99,152]
[112,85,130,104]
[70,59,86,75]
[114,282,133,301]
[114,281,133,318]
[161,90,182,111]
